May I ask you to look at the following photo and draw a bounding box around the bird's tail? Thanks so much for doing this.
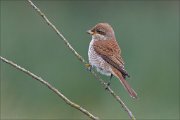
[112,69,137,99]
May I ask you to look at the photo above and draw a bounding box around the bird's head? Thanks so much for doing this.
[87,23,115,40]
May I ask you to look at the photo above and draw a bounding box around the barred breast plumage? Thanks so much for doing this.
[88,38,112,76]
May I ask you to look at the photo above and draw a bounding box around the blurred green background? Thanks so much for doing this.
[1,1,179,119]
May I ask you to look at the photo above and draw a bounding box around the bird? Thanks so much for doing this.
[87,23,137,99]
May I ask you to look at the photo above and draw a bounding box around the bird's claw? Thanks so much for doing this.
[107,82,111,86]
[85,63,92,71]
[105,82,110,90]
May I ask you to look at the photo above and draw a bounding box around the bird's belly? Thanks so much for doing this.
[88,43,112,76]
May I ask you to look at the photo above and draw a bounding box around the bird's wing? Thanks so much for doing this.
[93,40,130,78]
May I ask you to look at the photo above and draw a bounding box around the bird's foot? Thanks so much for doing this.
[105,83,110,90]
[85,63,92,71]
[107,82,111,86]
[105,82,111,90]
[105,74,113,90]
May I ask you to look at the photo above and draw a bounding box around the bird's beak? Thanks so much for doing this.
[87,30,94,35]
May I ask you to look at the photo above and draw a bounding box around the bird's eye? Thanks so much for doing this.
[96,29,105,35]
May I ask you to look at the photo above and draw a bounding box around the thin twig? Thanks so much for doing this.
[27,0,136,120]
[0,56,99,120]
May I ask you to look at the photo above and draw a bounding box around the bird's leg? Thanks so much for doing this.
[107,74,113,86]
[105,74,113,90]
[85,63,92,71]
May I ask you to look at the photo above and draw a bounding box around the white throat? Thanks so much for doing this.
[92,34,107,41]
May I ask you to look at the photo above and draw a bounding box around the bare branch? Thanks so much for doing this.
[0,56,99,120]
[27,0,136,119]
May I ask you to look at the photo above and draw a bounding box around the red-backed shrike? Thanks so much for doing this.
[87,23,137,98]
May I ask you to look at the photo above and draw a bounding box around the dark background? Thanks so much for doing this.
[1,1,179,119]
